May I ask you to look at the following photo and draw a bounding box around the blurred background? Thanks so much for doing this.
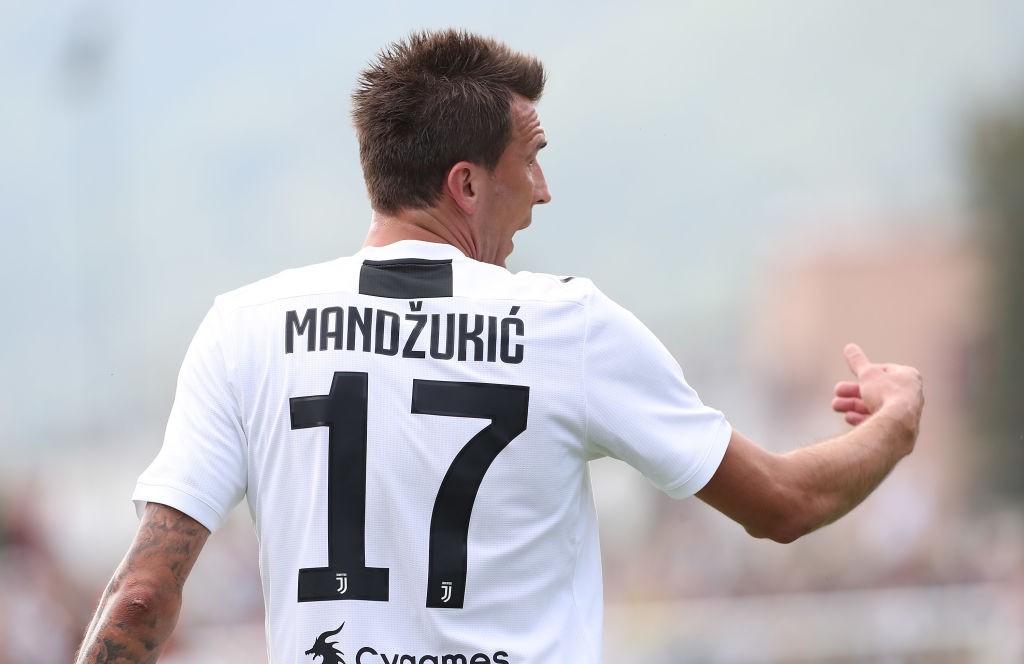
[2,1,1023,662]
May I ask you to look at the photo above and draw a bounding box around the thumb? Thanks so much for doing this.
[844,343,870,377]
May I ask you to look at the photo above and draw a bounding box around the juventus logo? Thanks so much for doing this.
[335,573,348,595]
[440,581,453,603]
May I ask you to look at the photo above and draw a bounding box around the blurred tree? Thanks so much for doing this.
[969,91,1024,499]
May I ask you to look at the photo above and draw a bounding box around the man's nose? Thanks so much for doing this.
[534,162,552,205]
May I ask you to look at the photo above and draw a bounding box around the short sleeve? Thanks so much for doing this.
[583,288,731,499]
[132,303,247,532]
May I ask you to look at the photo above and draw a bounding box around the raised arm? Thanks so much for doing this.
[76,502,210,664]
[697,343,924,543]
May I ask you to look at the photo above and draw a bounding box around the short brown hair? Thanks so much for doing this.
[352,29,546,214]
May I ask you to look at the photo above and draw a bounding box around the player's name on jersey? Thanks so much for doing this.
[285,303,525,364]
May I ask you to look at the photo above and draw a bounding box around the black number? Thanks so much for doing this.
[289,373,529,608]
[290,372,389,602]
[413,380,529,608]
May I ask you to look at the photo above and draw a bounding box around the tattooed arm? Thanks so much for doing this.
[75,502,210,664]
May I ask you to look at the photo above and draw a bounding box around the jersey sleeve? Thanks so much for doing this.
[582,287,731,499]
[132,303,247,532]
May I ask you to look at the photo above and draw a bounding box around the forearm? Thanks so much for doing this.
[699,415,915,544]
[780,406,917,535]
[76,503,209,664]
[75,575,182,664]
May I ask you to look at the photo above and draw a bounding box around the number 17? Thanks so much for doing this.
[289,372,530,609]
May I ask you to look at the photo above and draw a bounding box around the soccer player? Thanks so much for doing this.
[76,29,924,664]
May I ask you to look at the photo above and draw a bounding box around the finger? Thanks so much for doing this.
[845,411,869,426]
[832,397,870,414]
[834,381,861,398]
[844,343,870,377]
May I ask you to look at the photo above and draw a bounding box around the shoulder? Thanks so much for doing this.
[518,270,639,321]
[211,255,361,313]
[453,263,644,333]
[460,262,599,305]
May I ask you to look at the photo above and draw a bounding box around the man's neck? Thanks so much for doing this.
[364,206,479,260]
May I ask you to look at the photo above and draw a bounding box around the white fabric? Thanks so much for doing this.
[133,240,731,664]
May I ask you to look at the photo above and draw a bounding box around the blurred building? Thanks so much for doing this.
[600,223,1024,661]
[747,224,987,510]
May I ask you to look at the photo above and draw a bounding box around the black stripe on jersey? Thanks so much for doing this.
[359,259,454,299]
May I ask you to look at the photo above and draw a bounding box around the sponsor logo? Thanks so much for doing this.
[306,623,347,664]
[305,622,509,664]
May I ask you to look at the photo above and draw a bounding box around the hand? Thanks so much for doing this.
[832,343,924,435]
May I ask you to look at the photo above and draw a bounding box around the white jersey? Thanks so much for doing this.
[133,240,731,664]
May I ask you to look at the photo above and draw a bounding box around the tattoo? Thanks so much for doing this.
[100,638,129,662]
[75,503,210,664]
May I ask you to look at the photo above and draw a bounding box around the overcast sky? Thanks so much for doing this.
[3,0,1024,460]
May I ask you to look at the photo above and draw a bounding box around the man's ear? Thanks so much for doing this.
[446,161,480,215]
